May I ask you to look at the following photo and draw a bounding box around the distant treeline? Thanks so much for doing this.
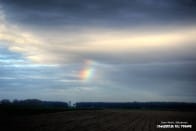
[0,99,69,115]
[1,99,196,110]
[0,99,68,108]
[76,102,196,110]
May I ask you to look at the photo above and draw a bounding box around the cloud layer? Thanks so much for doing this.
[0,0,196,102]
[1,0,196,27]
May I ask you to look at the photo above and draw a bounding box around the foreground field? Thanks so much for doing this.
[1,109,195,131]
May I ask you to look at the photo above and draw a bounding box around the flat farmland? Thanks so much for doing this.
[1,109,196,131]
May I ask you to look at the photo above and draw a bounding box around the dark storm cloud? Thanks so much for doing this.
[0,0,196,27]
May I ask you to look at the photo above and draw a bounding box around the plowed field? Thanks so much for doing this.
[1,110,195,131]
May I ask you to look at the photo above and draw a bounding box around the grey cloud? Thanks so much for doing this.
[0,46,80,90]
[97,62,196,99]
[0,0,196,27]
[0,53,196,102]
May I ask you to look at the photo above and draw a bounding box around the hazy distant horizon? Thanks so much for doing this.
[0,0,196,102]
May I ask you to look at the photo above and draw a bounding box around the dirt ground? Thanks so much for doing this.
[1,109,196,131]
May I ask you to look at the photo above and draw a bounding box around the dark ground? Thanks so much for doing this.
[0,109,196,131]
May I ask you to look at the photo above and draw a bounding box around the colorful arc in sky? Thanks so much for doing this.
[79,60,95,81]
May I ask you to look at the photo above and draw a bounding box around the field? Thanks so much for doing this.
[1,109,196,131]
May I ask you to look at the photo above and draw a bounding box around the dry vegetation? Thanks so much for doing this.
[1,109,196,131]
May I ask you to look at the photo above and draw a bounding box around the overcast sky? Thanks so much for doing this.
[0,0,196,102]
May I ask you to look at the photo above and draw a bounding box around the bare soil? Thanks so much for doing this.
[1,109,196,131]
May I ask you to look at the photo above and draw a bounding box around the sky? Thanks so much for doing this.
[0,0,196,102]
